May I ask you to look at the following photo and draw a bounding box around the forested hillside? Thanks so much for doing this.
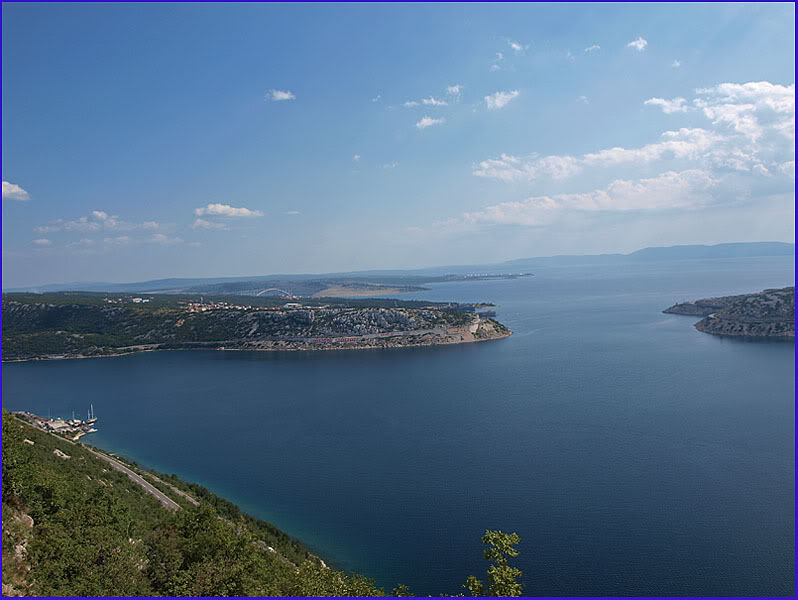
[2,293,483,360]
[2,413,523,596]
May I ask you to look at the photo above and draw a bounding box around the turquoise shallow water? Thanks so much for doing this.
[2,256,794,595]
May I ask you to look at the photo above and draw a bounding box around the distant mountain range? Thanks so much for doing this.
[501,241,795,268]
[5,241,793,294]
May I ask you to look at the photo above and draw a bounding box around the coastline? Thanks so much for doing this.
[663,286,794,341]
[2,323,512,363]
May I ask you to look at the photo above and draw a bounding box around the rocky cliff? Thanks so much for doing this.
[664,287,794,340]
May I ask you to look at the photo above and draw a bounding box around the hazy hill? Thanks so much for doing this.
[5,241,793,294]
[501,241,794,268]
[626,242,795,261]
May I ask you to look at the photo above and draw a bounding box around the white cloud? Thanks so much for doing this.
[578,95,589,104]
[490,52,505,72]
[415,116,445,130]
[627,37,648,51]
[697,102,762,140]
[644,97,690,114]
[671,59,681,68]
[194,203,264,218]
[2,181,29,201]
[474,153,583,182]
[485,90,520,110]
[405,95,450,108]
[521,155,583,180]
[267,89,296,101]
[371,93,381,103]
[508,40,528,54]
[284,210,300,215]
[90,210,122,228]
[584,45,600,53]
[474,128,725,182]
[66,238,96,250]
[695,81,795,141]
[577,170,716,210]
[583,128,721,166]
[463,169,716,227]
[353,154,361,162]
[32,238,51,246]
[642,82,794,171]
[696,81,795,111]
[447,84,463,96]
[383,161,399,169]
[103,236,131,247]
[148,233,183,245]
[62,232,183,251]
[470,78,794,234]
[192,218,229,230]
[35,211,163,234]
[566,51,575,62]
[753,164,771,176]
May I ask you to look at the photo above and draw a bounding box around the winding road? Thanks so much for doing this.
[84,447,181,511]
[21,414,185,511]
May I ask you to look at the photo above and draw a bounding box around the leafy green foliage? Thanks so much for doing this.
[465,529,523,597]
[2,412,388,596]
[3,413,523,596]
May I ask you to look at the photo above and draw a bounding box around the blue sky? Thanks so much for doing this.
[2,2,794,287]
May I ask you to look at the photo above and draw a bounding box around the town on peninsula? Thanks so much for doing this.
[1,292,511,362]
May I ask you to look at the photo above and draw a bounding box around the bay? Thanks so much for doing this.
[2,256,794,596]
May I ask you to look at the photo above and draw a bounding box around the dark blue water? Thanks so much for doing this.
[3,257,794,596]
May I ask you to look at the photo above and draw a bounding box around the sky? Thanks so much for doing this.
[2,2,795,287]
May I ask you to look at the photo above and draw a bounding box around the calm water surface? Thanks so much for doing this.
[3,257,794,595]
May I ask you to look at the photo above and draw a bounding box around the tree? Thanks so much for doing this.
[464,529,523,597]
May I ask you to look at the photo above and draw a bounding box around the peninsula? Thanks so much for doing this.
[1,293,511,361]
[664,286,794,340]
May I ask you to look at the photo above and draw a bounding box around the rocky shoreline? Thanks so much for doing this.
[664,286,794,340]
[2,295,512,362]
[3,317,511,362]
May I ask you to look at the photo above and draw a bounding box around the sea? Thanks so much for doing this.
[2,256,794,596]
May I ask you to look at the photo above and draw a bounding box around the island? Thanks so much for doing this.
[663,286,794,340]
[1,292,511,361]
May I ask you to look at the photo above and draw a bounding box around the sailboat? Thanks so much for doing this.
[86,404,97,425]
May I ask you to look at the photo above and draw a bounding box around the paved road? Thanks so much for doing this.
[85,447,181,511]
[142,471,199,506]
[17,415,183,512]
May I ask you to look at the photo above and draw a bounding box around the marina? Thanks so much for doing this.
[13,405,98,441]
